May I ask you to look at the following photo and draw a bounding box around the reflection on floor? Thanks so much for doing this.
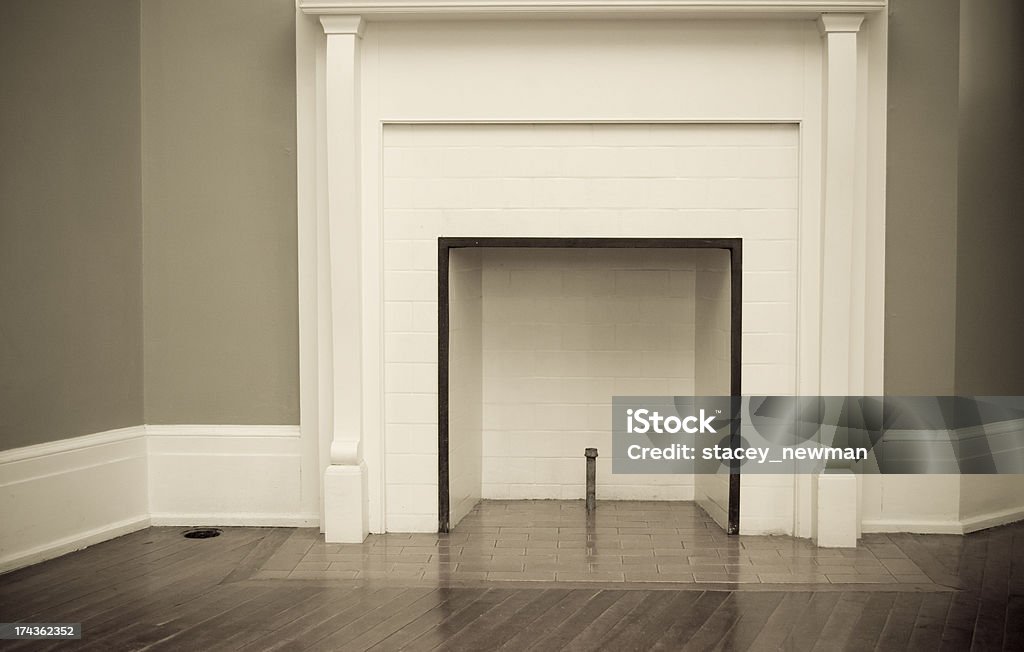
[258,501,941,588]
[2,501,1022,649]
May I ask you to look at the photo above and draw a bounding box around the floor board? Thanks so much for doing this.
[562,590,649,650]
[712,591,787,651]
[650,591,729,649]
[875,592,924,650]
[842,592,897,651]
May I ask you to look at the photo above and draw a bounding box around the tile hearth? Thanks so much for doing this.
[254,501,948,590]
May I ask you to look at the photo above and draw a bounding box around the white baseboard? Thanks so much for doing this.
[862,505,1024,535]
[147,424,307,522]
[0,516,151,575]
[0,426,149,574]
[861,518,965,535]
[1,424,315,573]
[960,504,1024,534]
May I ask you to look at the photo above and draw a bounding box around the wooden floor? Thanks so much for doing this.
[1,517,1022,650]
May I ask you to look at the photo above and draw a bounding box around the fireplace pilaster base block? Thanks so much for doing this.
[815,469,859,548]
[323,462,369,543]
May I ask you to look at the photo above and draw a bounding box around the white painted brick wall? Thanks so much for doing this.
[481,248,699,500]
[381,123,798,531]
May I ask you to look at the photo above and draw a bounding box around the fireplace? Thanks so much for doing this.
[296,0,889,546]
[438,238,742,533]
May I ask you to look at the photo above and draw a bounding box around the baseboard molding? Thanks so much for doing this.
[147,424,306,521]
[0,426,149,574]
[960,504,1024,534]
[862,504,1024,536]
[0,516,150,575]
[861,518,965,535]
[1,424,315,574]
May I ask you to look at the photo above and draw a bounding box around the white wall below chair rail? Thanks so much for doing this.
[0,425,316,574]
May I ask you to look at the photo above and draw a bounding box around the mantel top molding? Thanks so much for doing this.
[300,0,886,20]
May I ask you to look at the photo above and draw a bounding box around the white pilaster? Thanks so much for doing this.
[818,13,864,396]
[816,13,865,548]
[320,14,369,543]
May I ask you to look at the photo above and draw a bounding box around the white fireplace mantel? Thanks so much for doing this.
[299,0,885,20]
[295,0,888,545]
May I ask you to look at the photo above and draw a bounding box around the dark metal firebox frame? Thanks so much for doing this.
[437,237,743,535]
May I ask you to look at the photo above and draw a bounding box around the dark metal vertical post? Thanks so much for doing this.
[727,242,742,535]
[585,448,598,512]
[438,240,451,533]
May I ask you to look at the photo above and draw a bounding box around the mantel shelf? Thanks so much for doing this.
[299,0,886,20]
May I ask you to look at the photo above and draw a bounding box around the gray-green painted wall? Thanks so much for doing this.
[884,0,961,395]
[885,0,1024,396]
[141,0,299,424]
[0,0,144,450]
[954,0,1024,395]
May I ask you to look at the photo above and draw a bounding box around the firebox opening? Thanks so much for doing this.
[439,238,741,534]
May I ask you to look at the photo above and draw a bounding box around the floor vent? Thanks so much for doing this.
[182,528,222,539]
